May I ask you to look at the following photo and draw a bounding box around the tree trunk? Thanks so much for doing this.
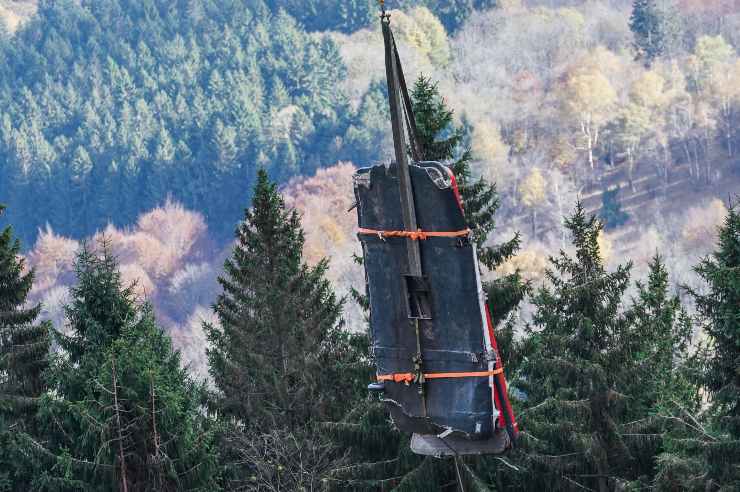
[150,375,162,490]
[662,143,670,186]
[702,133,711,184]
[587,133,595,171]
[598,476,609,492]
[582,119,595,170]
[683,141,693,178]
[691,139,700,183]
[727,127,732,158]
[111,357,129,492]
[554,179,565,248]
[723,102,733,157]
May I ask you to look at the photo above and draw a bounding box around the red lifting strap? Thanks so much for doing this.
[358,228,471,241]
[377,368,503,384]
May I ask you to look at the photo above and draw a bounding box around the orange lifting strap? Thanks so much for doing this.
[358,227,471,241]
[377,368,503,384]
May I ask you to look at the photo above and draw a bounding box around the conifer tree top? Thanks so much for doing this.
[37,238,220,489]
[411,76,462,163]
[0,205,38,320]
[0,203,48,407]
[60,241,138,364]
[207,168,344,428]
[518,203,694,489]
[691,201,740,438]
[236,168,304,267]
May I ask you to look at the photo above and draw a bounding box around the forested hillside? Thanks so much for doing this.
[0,0,506,245]
[3,0,739,390]
[0,1,739,489]
[0,0,364,242]
[263,0,497,33]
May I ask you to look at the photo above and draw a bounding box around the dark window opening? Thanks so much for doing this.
[404,275,433,320]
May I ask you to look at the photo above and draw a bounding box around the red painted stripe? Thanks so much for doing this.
[448,163,519,439]
[445,167,465,214]
[485,304,519,437]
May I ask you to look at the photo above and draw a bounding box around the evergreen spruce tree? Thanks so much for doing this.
[205,168,350,427]
[630,0,682,66]
[0,205,49,414]
[328,77,527,490]
[514,205,694,491]
[0,205,51,488]
[32,243,220,490]
[694,203,740,459]
[625,256,694,421]
[618,255,697,488]
[657,203,740,490]
[410,76,526,324]
[206,169,363,489]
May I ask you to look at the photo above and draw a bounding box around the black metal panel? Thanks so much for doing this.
[355,162,496,439]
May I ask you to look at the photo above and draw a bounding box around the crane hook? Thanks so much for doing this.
[379,0,389,19]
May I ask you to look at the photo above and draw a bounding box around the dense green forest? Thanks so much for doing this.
[1,0,739,490]
[262,0,496,33]
[2,63,739,490]
[0,0,359,243]
[3,0,740,249]
[0,0,499,245]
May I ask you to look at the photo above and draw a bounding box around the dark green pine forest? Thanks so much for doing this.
[0,0,500,245]
[0,0,511,246]
[0,0,739,490]
[0,0,354,243]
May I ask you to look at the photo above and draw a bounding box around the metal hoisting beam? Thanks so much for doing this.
[381,13,422,277]
[394,38,423,163]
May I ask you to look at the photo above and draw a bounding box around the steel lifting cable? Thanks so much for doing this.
[379,0,423,162]
[437,434,466,492]
[391,31,423,162]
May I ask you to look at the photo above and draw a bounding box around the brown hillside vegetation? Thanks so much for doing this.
[26,200,224,377]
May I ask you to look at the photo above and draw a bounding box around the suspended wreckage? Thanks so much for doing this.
[352,5,518,456]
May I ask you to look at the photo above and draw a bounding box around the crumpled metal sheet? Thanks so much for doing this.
[354,161,498,440]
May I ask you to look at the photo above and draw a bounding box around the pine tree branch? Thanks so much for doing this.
[16,432,115,470]
[111,356,129,492]
[561,475,596,492]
